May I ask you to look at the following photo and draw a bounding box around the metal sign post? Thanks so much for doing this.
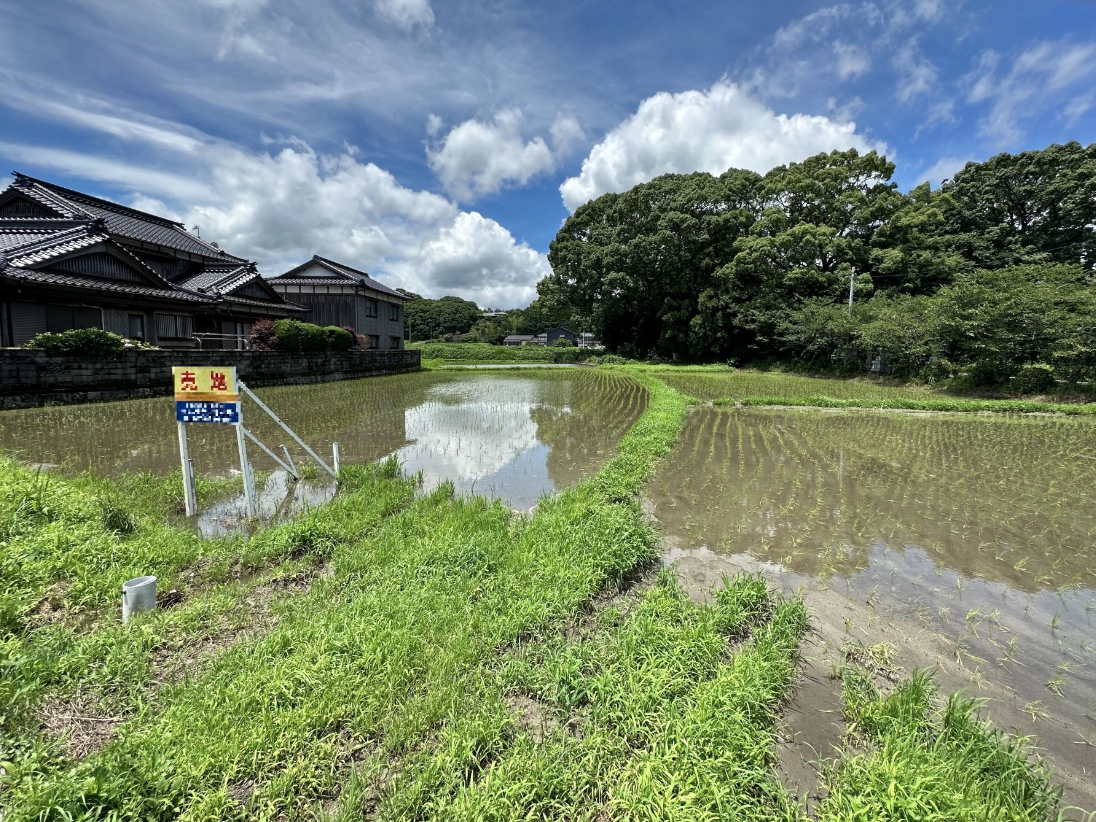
[173,366,253,517]
[173,367,341,522]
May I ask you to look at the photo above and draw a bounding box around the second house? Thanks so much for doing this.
[268,255,407,350]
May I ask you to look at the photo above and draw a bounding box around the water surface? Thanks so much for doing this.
[648,406,1096,809]
[0,369,646,520]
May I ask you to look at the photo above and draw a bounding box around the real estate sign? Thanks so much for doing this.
[173,366,239,423]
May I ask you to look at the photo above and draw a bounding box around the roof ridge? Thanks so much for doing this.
[3,222,107,261]
[15,173,183,228]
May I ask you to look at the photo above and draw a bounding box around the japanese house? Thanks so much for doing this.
[267,255,406,349]
[0,173,305,348]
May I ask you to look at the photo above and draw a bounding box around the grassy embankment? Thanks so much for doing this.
[413,341,596,368]
[1,371,1071,820]
[646,366,1096,415]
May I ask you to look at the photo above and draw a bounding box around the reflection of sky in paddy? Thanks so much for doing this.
[396,379,564,510]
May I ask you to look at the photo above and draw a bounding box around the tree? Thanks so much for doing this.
[940,142,1096,270]
[403,295,483,341]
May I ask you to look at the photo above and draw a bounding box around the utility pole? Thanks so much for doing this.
[848,270,856,313]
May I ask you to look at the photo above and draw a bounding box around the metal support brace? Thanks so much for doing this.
[239,381,337,479]
[281,445,298,481]
[242,427,298,479]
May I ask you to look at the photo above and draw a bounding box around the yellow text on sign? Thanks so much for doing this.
[172,366,239,401]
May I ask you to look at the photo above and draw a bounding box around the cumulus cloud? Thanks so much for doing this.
[375,0,434,29]
[427,109,567,201]
[559,81,883,212]
[185,143,543,306]
[966,39,1096,143]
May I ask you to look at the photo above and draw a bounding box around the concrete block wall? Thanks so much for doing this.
[0,348,421,409]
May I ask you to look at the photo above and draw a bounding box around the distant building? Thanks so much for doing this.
[545,327,576,345]
[268,256,407,349]
[0,173,304,348]
[503,334,534,346]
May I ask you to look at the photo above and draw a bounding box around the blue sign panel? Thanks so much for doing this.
[176,400,240,424]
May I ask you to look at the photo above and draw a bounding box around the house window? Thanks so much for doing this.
[388,303,399,322]
[46,305,101,333]
[155,313,194,340]
[129,314,145,340]
[365,334,380,349]
[390,336,401,350]
[364,298,378,318]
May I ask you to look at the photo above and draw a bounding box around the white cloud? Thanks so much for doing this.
[833,42,870,80]
[559,81,884,212]
[967,40,1096,143]
[375,0,434,30]
[187,143,543,306]
[426,114,443,137]
[549,113,585,154]
[916,155,971,186]
[0,142,212,201]
[894,40,939,102]
[388,211,550,304]
[1,96,545,306]
[427,109,558,201]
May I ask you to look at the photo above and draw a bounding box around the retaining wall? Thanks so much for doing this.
[0,348,421,409]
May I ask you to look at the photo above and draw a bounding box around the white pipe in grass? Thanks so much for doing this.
[122,575,157,622]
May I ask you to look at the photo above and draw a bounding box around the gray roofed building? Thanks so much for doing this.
[268,255,407,349]
[0,174,304,349]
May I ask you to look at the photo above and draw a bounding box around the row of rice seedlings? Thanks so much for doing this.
[2,374,689,821]
[655,370,936,403]
[819,665,1062,820]
[374,573,808,821]
[649,407,1096,592]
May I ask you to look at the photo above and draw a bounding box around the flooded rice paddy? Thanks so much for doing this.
[0,369,646,528]
[648,406,1096,809]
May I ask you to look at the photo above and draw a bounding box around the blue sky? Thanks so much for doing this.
[1,0,1093,306]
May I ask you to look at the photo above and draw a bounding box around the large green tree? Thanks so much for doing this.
[939,141,1096,269]
[402,295,483,341]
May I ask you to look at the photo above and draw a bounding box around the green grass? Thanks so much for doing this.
[641,367,1096,415]
[380,572,808,820]
[414,342,595,364]
[1,372,690,820]
[732,395,1096,415]
[819,666,1062,821]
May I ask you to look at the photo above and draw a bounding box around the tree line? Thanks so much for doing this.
[539,141,1096,385]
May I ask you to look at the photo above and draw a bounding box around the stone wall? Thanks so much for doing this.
[0,348,421,409]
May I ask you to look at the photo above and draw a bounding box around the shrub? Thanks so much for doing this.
[551,337,575,348]
[596,354,632,365]
[323,326,355,352]
[1011,363,1057,395]
[273,319,329,353]
[249,318,279,351]
[24,328,127,356]
[919,358,955,384]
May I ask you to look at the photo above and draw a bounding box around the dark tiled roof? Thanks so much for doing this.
[0,229,59,251]
[0,267,212,303]
[10,174,246,263]
[269,277,360,287]
[175,265,251,293]
[273,255,406,299]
